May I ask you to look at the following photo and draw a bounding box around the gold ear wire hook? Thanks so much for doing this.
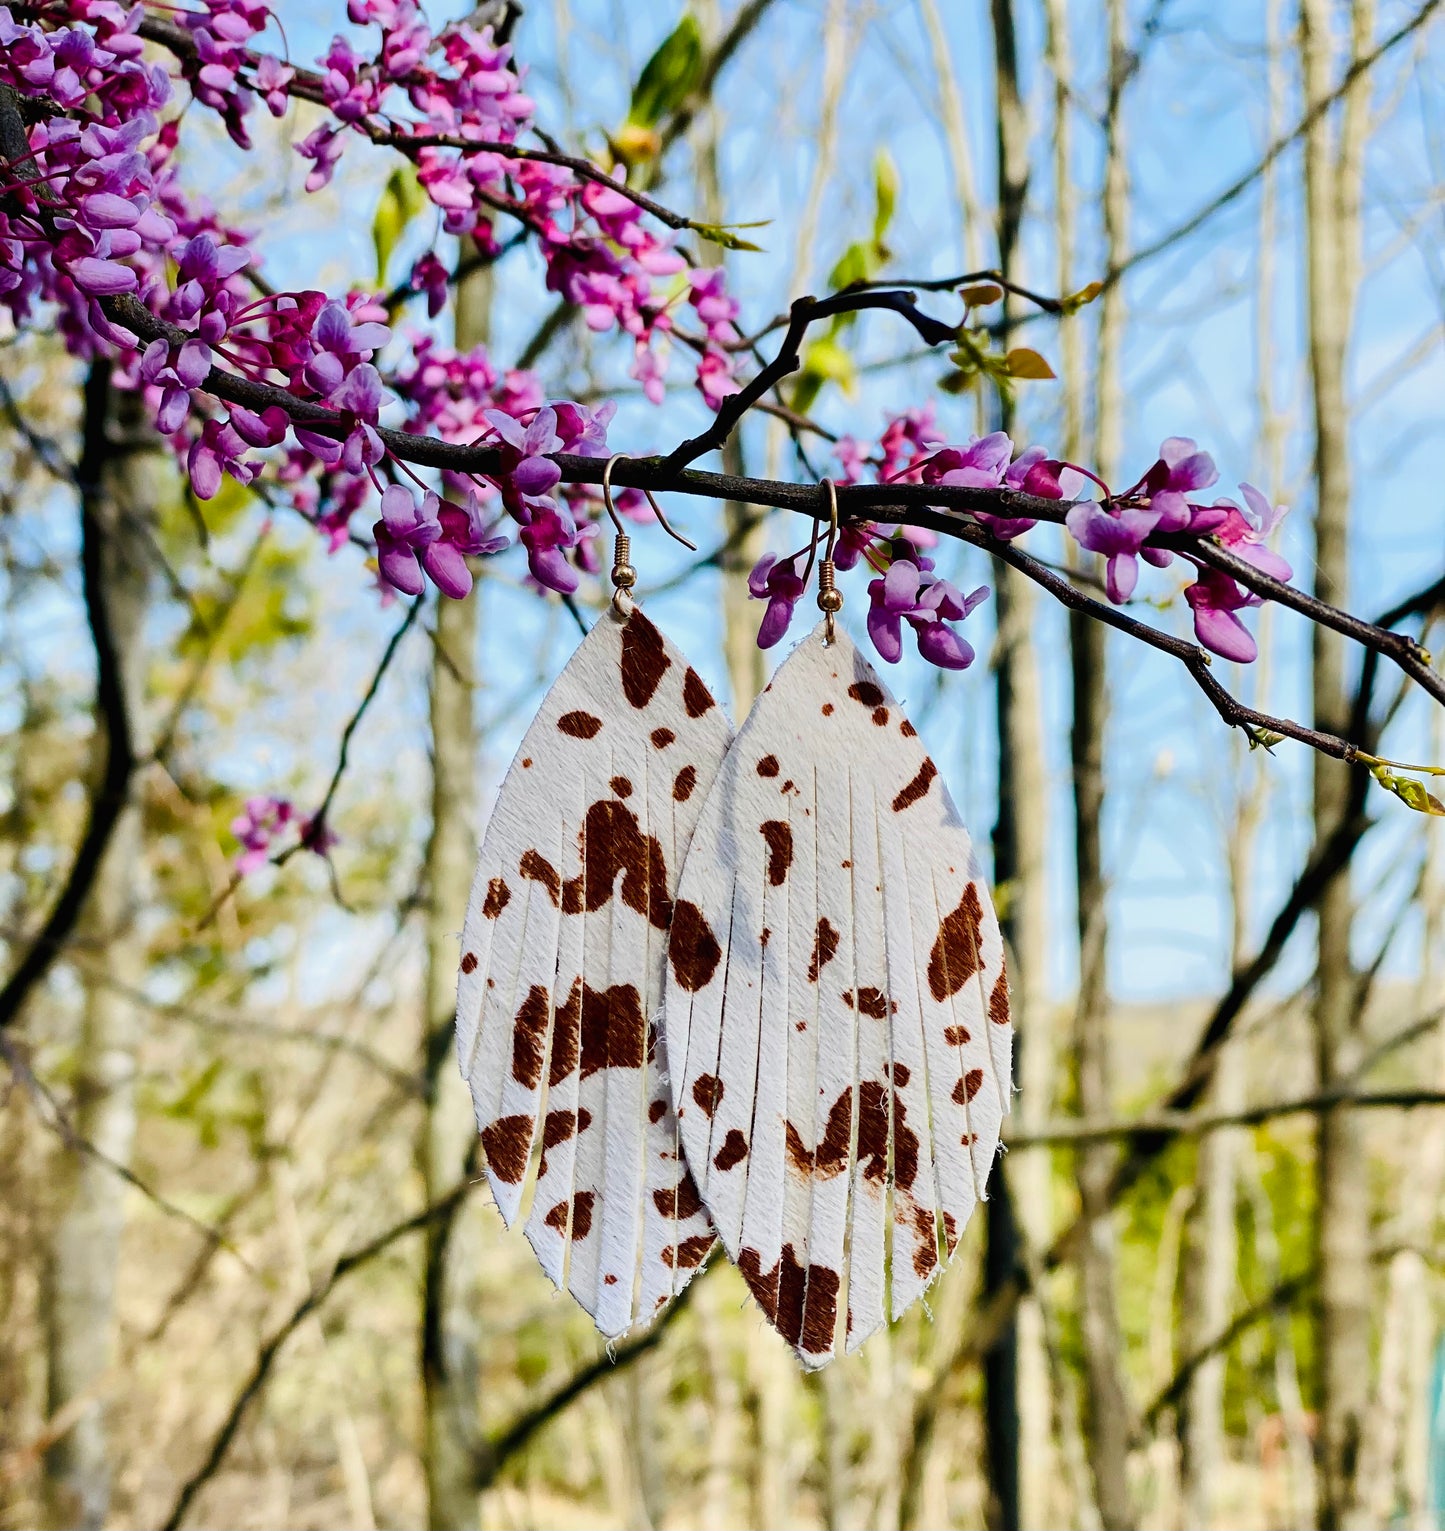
[814,478,843,644]
[601,455,698,620]
[602,453,636,616]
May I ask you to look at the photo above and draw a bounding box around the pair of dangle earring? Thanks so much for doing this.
[457,473,1012,1366]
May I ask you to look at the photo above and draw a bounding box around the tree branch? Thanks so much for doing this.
[0,1031,253,1266]
[1138,1270,1315,1432]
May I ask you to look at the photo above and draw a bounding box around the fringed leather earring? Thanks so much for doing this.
[455,458,730,1338]
[664,481,1012,1367]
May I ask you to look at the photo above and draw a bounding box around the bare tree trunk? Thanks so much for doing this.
[1300,3,1374,1524]
[418,257,492,1531]
[1361,691,1443,1526]
[1178,10,1286,1511]
[983,4,1043,1528]
[1070,6,1135,1525]
[42,372,159,1531]
[1242,1150,1317,1529]
[1178,1062,1242,1530]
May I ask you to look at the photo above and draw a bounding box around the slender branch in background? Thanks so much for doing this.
[158,1176,483,1531]
[283,595,424,855]
[1107,0,1441,285]
[1139,1271,1316,1432]
[0,1032,253,1265]
[158,1174,698,1531]
[193,594,423,930]
[470,1271,703,1488]
[1008,1088,1445,1149]
[942,566,1435,1393]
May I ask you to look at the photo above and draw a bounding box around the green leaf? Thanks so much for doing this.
[827,240,872,293]
[1062,279,1104,315]
[373,165,428,285]
[872,149,898,249]
[689,219,767,252]
[627,14,703,130]
[1372,765,1445,816]
[791,334,857,415]
[1004,346,1057,380]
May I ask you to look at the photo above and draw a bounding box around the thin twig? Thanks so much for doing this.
[283,595,424,854]
[0,1032,254,1268]
[471,1268,705,1487]
[159,1175,483,1531]
[1109,0,1442,286]
[1007,1087,1445,1149]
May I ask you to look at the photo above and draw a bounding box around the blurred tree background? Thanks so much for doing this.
[3,1,1445,1528]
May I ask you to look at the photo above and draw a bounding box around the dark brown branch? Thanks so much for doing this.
[842,268,1067,314]
[657,289,958,472]
[88,286,1445,727]
[0,361,134,1033]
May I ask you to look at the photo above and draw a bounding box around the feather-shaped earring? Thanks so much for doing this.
[664,483,1011,1367]
[456,459,731,1338]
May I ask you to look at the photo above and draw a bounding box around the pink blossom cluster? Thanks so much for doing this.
[229,794,333,873]
[286,0,742,408]
[751,423,1289,670]
[0,2,650,603]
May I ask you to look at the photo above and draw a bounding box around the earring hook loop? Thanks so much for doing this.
[812,478,843,644]
[601,454,698,551]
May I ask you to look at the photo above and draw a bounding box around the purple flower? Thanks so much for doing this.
[1185,568,1258,664]
[696,346,739,410]
[551,399,614,458]
[1064,501,1161,603]
[66,254,136,294]
[188,417,257,498]
[138,336,212,433]
[748,553,807,649]
[254,53,295,116]
[1215,483,1292,582]
[409,251,449,317]
[866,555,988,669]
[230,794,295,874]
[689,267,739,339]
[1140,436,1221,535]
[924,431,1012,489]
[485,405,562,498]
[519,504,579,594]
[372,483,440,596]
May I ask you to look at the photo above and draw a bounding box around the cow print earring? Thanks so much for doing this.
[664,483,1012,1368]
[455,458,731,1338]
